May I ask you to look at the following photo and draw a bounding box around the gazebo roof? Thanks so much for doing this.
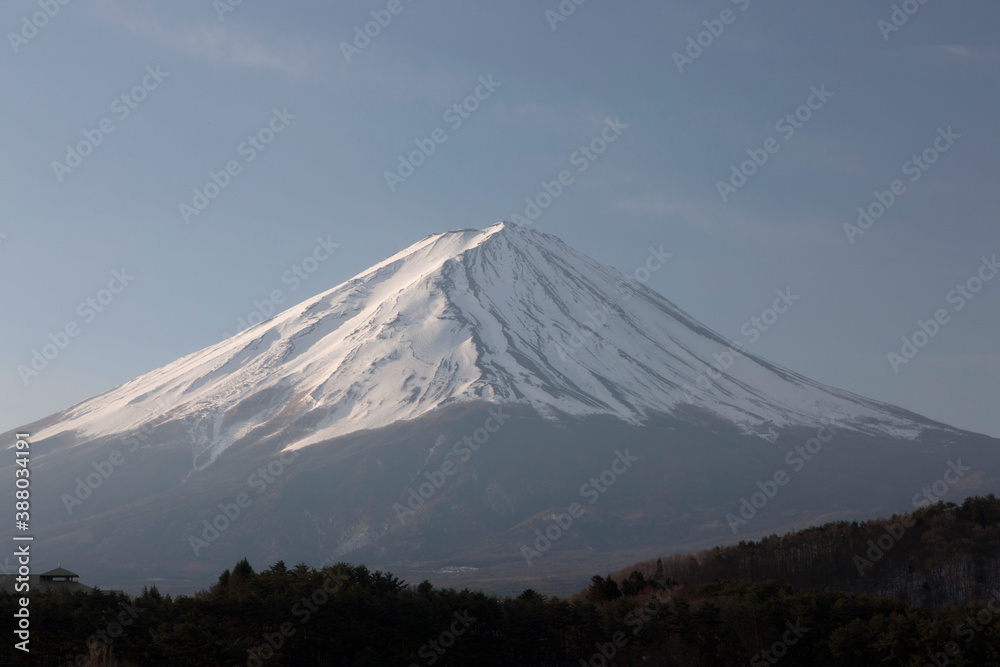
[40,567,79,578]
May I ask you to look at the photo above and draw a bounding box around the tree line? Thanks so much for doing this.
[2,496,998,666]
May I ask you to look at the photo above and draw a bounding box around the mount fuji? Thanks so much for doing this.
[3,222,997,594]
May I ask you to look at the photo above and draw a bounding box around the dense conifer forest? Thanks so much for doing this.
[4,497,999,666]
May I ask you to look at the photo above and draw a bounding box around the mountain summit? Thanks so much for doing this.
[32,222,936,470]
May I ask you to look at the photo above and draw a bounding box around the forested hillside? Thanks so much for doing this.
[617,496,1000,611]
[2,497,998,666]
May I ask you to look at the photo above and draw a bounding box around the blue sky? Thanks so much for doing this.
[2,0,998,438]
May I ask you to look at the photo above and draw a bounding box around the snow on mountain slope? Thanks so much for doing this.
[31,222,941,468]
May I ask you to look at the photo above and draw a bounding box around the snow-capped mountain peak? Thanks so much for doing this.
[32,222,936,469]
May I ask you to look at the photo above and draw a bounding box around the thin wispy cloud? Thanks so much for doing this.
[936,44,999,62]
[888,43,1000,68]
[615,192,840,247]
[92,0,322,79]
